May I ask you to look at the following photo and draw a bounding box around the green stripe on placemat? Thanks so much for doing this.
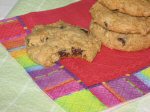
[141,67,150,79]
[7,0,80,17]
[56,90,107,112]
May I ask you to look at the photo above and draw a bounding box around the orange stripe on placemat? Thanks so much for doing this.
[10,48,27,58]
[2,36,25,50]
[125,74,146,95]
[126,79,145,95]
[102,82,126,102]
[44,78,74,92]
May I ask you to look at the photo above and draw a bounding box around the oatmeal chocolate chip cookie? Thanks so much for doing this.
[98,0,150,17]
[90,22,150,51]
[26,21,100,66]
[90,2,150,35]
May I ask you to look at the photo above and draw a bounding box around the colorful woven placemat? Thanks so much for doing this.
[0,0,150,112]
[104,93,150,112]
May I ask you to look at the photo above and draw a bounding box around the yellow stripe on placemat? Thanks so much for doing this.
[10,48,27,58]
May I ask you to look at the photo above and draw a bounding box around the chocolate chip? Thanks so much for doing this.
[45,37,49,41]
[104,28,108,34]
[104,22,108,28]
[83,54,87,58]
[71,47,83,56]
[41,37,49,43]
[26,39,30,45]
[117,38,126,46]
[81,29,88,33]
[112,9,119,12]
[40,38,44,43]
[31,43,35,46]
[60,25,65,29]
[58,50,69,57]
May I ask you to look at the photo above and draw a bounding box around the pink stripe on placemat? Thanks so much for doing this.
[127,75,150,94]
[47,81,84,99]
[90,85,120,107]
[108,78,143,100]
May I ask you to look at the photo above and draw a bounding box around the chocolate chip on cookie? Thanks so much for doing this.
[117,38,126,46]
[26,38,30,45]
[71,47,83,56]
[112,9,119,12]
[58,50,70,57]
[80,29,88,34]
[60,25,66,29]
[104,21,108,28]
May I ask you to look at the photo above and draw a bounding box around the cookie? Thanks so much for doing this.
[90,22,150,51]
[98,0,150,17]
[26,21,100,66]
[90,2,150,35]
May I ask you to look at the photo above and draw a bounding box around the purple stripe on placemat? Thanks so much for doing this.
[90,85,120,107]
[127,75,150,93]
[35,69,72,89]
[16,16,31,34]
[63,67,80,80]
[108,78,143,100]
[0,17,17,22]
[47,81,84,99]
[0,33,26,43]
[45,69,73,89]
[35,76,50,89]
[28,64,60,78]
[16,16,26,27]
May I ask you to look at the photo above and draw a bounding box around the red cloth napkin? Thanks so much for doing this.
[3,0,150,86]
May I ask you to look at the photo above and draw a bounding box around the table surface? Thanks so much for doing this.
[0,0,18,20]
[6,0,80,18]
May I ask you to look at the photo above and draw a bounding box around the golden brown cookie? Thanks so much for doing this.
[90,2,150,35]
[26,21,100,66]
[98,0,150,17]
[90,22,150,51]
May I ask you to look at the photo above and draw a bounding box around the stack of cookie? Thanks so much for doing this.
[90,0,150,51]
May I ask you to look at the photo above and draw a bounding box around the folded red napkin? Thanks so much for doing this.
[1,0,150,87]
